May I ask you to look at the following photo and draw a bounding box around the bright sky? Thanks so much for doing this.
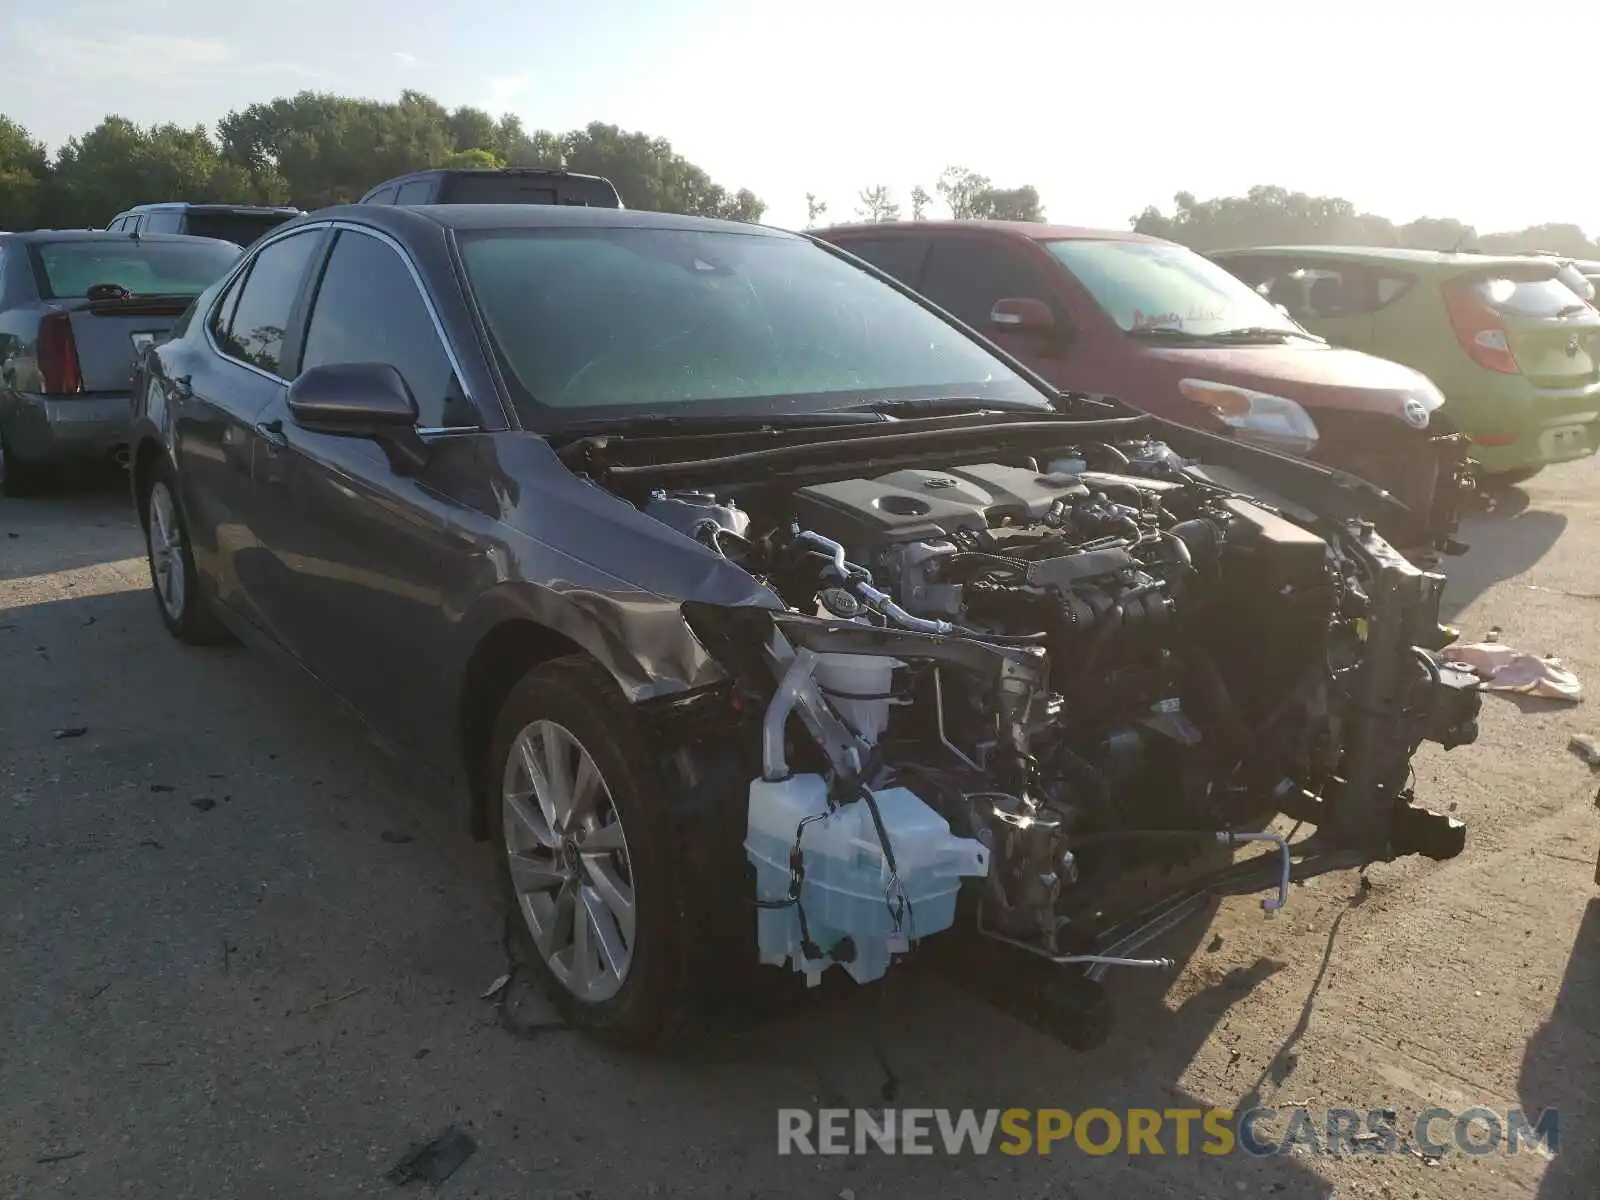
[3,0,1592,236]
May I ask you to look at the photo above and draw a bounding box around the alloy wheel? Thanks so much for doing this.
[501,719,636,1002]
[147,480,186,621]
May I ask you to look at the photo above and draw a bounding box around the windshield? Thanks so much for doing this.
[456,226,1047,426]
[1046,238,1304,336]
[183,211,296,247]
[33,239,242,299]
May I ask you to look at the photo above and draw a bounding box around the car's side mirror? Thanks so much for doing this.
[992,297,1072,356]
[991,297,1055,336]
[287,362,428,473]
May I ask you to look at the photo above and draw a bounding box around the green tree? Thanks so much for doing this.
[445,105,499,154]
[0,116,49,229]
[909,184,931,221]
[979,184,1043,222]
[44,117,271,227]
[217,90,452,208]
[443,148,506,170]
[936,166,990,218]
[1132,185,1599,257]
[2,94,762,228]
[805,192,828,228]
[561,121,764,220]
[854,184,900,223]
[932,166,1043,221]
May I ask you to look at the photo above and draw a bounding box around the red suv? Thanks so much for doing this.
[813,221,1471,552]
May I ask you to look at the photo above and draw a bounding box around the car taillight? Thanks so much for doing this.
[38,311,83,395]
[1441,281,1519,375]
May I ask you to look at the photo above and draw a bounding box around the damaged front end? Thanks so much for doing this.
[584,416,1484,1043]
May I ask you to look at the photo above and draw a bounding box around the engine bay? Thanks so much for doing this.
[586,424,1484,1029]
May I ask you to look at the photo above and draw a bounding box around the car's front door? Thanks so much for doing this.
[169,226,325,632]
[245,224,483,754]
[916,234,1074,380]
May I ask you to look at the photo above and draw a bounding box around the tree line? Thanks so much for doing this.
[1,94,1594,257]
[0,91,765,230]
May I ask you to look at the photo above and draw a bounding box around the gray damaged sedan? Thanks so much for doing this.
[127,204,1482,1048]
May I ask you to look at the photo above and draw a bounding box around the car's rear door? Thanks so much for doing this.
[168,227,326,631]
[244,224,482,755]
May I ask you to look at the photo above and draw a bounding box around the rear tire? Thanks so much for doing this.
[140,460,230,645]
[0,434,52,498]
[488,655,690,1049]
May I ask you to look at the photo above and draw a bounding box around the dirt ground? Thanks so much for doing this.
[2,460,1597,1200]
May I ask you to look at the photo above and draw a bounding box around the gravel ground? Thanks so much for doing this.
[1,463,1597,1200]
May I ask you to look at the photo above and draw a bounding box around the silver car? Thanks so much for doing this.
[0,229,242,496]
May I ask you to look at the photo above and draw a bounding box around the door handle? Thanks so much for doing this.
[255,418,288,450]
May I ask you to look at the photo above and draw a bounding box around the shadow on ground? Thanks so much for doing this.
[0,583,1343,1198]
[0,467,138,583]
[1523,897,1600,1200]
[1442,486,1568,618]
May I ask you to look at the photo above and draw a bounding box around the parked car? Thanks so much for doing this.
[127,204,1479,1049]
[0,229,243,496]
[106,203,305,248]
[811,222,1470,554]
[1210,246,1600,486]
[358,167,622,208]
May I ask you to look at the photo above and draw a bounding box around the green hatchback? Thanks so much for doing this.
[1211,246,1600,484]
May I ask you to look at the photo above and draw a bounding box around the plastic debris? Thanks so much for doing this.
[1447,641,1583,702]
[385,1126,477,1186]
[480,973,511,1000]
[52,727,87,739]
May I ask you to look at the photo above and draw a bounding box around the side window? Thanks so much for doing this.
[106,217,125,232]
[364,186,397,206]
[394,180,434,205]
[831,236,931,287]
[299,230,474,428]
[142,211,184,234]
[1246,261,1410,320]
[208,270,246,343]
[216,231,320,376]
[919,238,1055,329]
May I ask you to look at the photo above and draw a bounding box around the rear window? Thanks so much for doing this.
[31,239,242,299]
[1469,274,1592,318]
[439,174,621,207]
[182,211,297,247]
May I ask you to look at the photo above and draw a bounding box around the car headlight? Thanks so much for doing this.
[1178,379,1319,455]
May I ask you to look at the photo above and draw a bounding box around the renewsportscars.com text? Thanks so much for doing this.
[777,1106,1559,1158]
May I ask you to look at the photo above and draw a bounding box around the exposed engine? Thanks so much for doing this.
[622,433,1482,1025]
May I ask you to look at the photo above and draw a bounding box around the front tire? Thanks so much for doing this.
[141,462,229,644]
[489,656,687,1048]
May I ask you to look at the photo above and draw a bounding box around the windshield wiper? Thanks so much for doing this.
[828,396,1053,417]
[1125,326,1204,340]
[1126,325,1326,345]
[553,409,888,436]
[1201,326,1327,344]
